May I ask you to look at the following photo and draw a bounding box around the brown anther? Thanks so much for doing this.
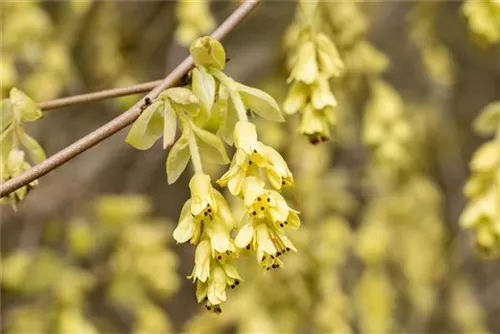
[277,252,281,256]
[217,255,222,260]
[206,305,211,310]
[272,264,277,268]
[204,212,208,216]
[249,160,253,165]
[280,223,284,227]
[257,197,261,201]
[246,245,250,250]
[262,256,266,261]
[282,181,286,185]
[208,208,212,213]
[284,221,288,225]
[231,285,235,289]
[267,198,270,203]
[267,267,270,270]
[252,211,257,215]
[261,207,265,210]
[286,247,290,251]
[235,280,240,285]
[271,255,275,259]
[253,149,257,153]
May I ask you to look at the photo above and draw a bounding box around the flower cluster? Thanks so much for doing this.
[460,102,500,255]
[462,0,500,46]
[126,36,300,312]
[216,121,299,270]
[174,173,242,312]
[283,0,344,144]
[1,88,46,207]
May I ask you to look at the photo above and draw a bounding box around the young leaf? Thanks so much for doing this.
[166,129,191,184]
[236,83,284,122]
[125,101,165,150]
[218,93,238,145]
[0,125,13,161]
[17,129,46,164]
[191,124,229,164]
[474,101,500,136]
[160,87,199,117]
[10,88,42,122]
[163,101,177,149]
[1,99,13,131]
[192,67,216,122]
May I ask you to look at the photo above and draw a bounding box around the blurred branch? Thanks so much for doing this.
[0,0,260,199]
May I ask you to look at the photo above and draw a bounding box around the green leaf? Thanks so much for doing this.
[0,124,14,162]
[10,88,42,122]
[1,99,13,131]
[166,127,191,184]
[218,91,238,145]
[474,101,500,136]
[17,128,46,164]
[125,101,165,150]
[203,84,227,133]
[163,101,177,149]
[190,36,226,70]
[236,83,284,122]
[192,67,216,122]
[191,124,229,164]
[160,87,199,117]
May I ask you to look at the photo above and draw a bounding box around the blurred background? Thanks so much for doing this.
[1,1,499,333]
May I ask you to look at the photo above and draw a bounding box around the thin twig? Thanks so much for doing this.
[38,80,164,111]
[0,0,260,198]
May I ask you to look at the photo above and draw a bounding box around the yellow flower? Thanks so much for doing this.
[189,173,217,216]
[284,77,337,116]
[194,260,242,313]
[299,104,336,144]
[173,173,234,253]
[234,177,300,269]
[217,121,294,194]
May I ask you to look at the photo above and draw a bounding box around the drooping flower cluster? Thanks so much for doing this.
[460,102,500,255]
[173,173,242,312]
[218,121,300,270]
[283,0,344,144]
[126,36,300,312]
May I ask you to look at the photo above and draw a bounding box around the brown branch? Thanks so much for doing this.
[38,80,163,111]
[0,0,260,198]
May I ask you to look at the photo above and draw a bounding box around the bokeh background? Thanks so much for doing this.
[1,1,499,333]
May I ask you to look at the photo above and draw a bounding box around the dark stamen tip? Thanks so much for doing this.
[217,255,222,260]
[235,280,240,285]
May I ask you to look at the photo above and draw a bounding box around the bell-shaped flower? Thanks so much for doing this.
[299,104,336,144]
[240,177,300,229]
[194,261,242,313]
[188,239,211,282]
[218,122,294,193]
[174,173,234,252]
[263,145,294,189]
[189,173,217,215]
[235,219,297,270]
